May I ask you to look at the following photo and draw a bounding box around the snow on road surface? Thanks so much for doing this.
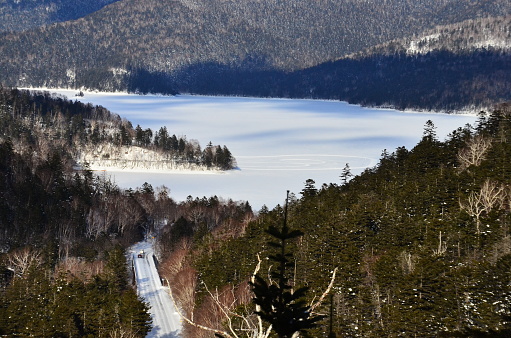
[131,241,182,337]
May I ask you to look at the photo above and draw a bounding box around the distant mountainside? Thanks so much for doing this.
[355,15,511,56]
[161,16,511,111]
[0,0,120,33]
[0,0,509,110]
[285,15,511,111]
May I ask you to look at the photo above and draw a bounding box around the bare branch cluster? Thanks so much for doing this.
[166,251,336,338]
[457,135,493,171]
[459,179,507,234]
[7,247,42,277]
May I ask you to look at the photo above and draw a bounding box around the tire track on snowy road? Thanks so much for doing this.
[132,241,182,337]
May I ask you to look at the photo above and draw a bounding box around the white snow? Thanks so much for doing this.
[53,90,477,210]
[78,144,220,172]
[130,240,182,338]
[407,33,441,54]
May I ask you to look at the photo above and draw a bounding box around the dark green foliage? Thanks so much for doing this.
[0,251,151,337]
[251,192,323,337]
[105,244,129,291]
[301,179,317,198]
[188,105,511,337]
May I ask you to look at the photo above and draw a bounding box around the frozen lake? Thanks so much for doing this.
[56,90,477,210]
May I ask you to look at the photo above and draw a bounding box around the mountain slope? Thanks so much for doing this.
[165,104,511,337]
[0,0,509,93]
[355,14,511,56]
[0,0,120,33]
[166,15,510,111]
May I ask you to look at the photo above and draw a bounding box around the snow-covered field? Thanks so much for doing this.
[56,90,477,210]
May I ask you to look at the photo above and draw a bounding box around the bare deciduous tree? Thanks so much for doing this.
[7,246,42,277]
[108,327,138,338]
[167,253,336,338]
[460,179,506,234]
[399,250,417,274]
[56,257,104,282]
[457,135,492,171]
[432,231,448,256]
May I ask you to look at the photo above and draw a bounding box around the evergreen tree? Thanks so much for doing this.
[251,191,324,337]
[340,163,353,185]
[221,145,234,169]
[301,179,317,198]
[118,288,152,336]
[105,244,129,291]
[135,124,144,145]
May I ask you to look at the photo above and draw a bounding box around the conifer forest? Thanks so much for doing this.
[154,103,511,337]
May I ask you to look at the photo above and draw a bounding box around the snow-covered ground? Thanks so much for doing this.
[54,90,477,210]
[130,240,182,337]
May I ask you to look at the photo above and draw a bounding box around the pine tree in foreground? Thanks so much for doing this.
[250,191,324,338]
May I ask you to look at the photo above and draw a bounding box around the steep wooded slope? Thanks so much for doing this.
[355,14,511,56]
[170,15,511,111]
[165,104,511,337]
[0,86,250,337]
[0,0,120,33]
[0,0,509,92]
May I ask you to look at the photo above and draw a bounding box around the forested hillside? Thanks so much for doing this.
[0,87,246,336]
[171,47,510,112]
[170,15,511,111]
[358,14,511,56]
[158,102,511,337]
[0,0,509,111]
[0,0,119,33]
[0,88,235,171]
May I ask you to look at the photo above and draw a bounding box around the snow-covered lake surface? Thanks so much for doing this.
[56,90,477,210]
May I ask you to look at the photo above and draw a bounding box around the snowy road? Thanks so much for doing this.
[131,241,182,337]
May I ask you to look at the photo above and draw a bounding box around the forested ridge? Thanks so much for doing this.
[0,88,236,171]
[179,15,510,111]
[0,0,120,33]
[156,102,511,337]
[357,14,511,56]
[173,48,510,112]
[0,0,509,110]
[0,87,245,336]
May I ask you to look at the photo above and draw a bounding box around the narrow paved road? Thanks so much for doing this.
[131,241,182,337]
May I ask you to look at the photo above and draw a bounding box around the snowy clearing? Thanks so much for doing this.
[53,90,477,210]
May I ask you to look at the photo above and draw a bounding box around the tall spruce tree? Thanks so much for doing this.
[250,191,324,338]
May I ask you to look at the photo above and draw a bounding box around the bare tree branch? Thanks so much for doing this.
[165,253,272,338]
[7,247,42,277]
[460,179,506,234]
[166,278,236,338]
[457,135,492,171]
[309,267,338,313]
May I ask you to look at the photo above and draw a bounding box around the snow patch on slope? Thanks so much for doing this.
[77,144,221,172]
